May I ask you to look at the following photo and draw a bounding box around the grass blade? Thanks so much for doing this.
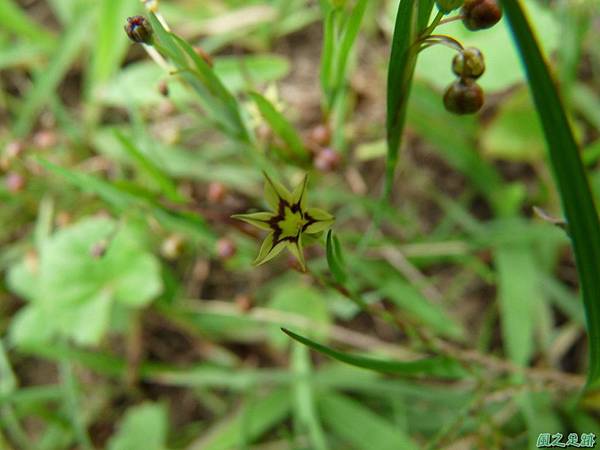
[333,0,368,92]
[282,328,466,378]
[114,130,185,204]
[326,230,347,284]
[14,12,91,136]
[500,0,600,390]
[384,0,434,200]
[318,393,419,450]
[189,389,291,450]
[86,0,137,98]
[0,0,55,45]
[291,343,328,450]
[249,91,310,162]
[320,8,337,105]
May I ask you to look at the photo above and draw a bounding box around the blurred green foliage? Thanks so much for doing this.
[0,0,599,449]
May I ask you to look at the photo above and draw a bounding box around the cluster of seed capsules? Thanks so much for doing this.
[439,0,503,115]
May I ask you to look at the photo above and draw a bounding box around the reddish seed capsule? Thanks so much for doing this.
[234,294,253,312]
[309,124,331,146]
[207,182,227,204]
[461,0,502,31]
[5,140,25,159]
[158,80,169,97]
[33,130,58,149]
[5,172,25,193]
[216,238,237,260]
[124,16,153,44]
[452,47,485,79]
[314,147,342,172]
[443,79,484,115]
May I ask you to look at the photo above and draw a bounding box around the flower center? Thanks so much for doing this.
[277,206,306,239]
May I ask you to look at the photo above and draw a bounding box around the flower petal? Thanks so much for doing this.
[286,235,306,272]
[253,232,287,266]
[304,207,335,234]
[231,212,274,231]
[291,173,308,210]
[264,172,292,210]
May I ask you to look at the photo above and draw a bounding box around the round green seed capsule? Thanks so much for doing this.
[452,47,485,79]
[443,79,484,115]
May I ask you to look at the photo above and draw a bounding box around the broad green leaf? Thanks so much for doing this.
[8,217,162,346]
[282,328,466,378]
[108,403,168,450]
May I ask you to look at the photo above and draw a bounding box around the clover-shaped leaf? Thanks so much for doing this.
[233,173,334,271]
[7,217,162,346]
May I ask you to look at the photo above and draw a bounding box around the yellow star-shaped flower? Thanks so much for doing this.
[232,173,334,271]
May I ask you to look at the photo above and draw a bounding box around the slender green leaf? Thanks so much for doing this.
[249,91,310,162]
[320,8,337,102]
[0,0,55,45]
[326,230,347,284]
[189,389,291,450]
[87,0,137,96]
[384,0,434,199]
[318,393,419,450]
[333,0,367,91]
[495,243,542,367]
[148,13,249,142]
[14,12,91,136]
[282,328,466,378]
[291,343,328,450]
[114,130,184,203]
[500,0,600,390]
[37,158,215,243]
